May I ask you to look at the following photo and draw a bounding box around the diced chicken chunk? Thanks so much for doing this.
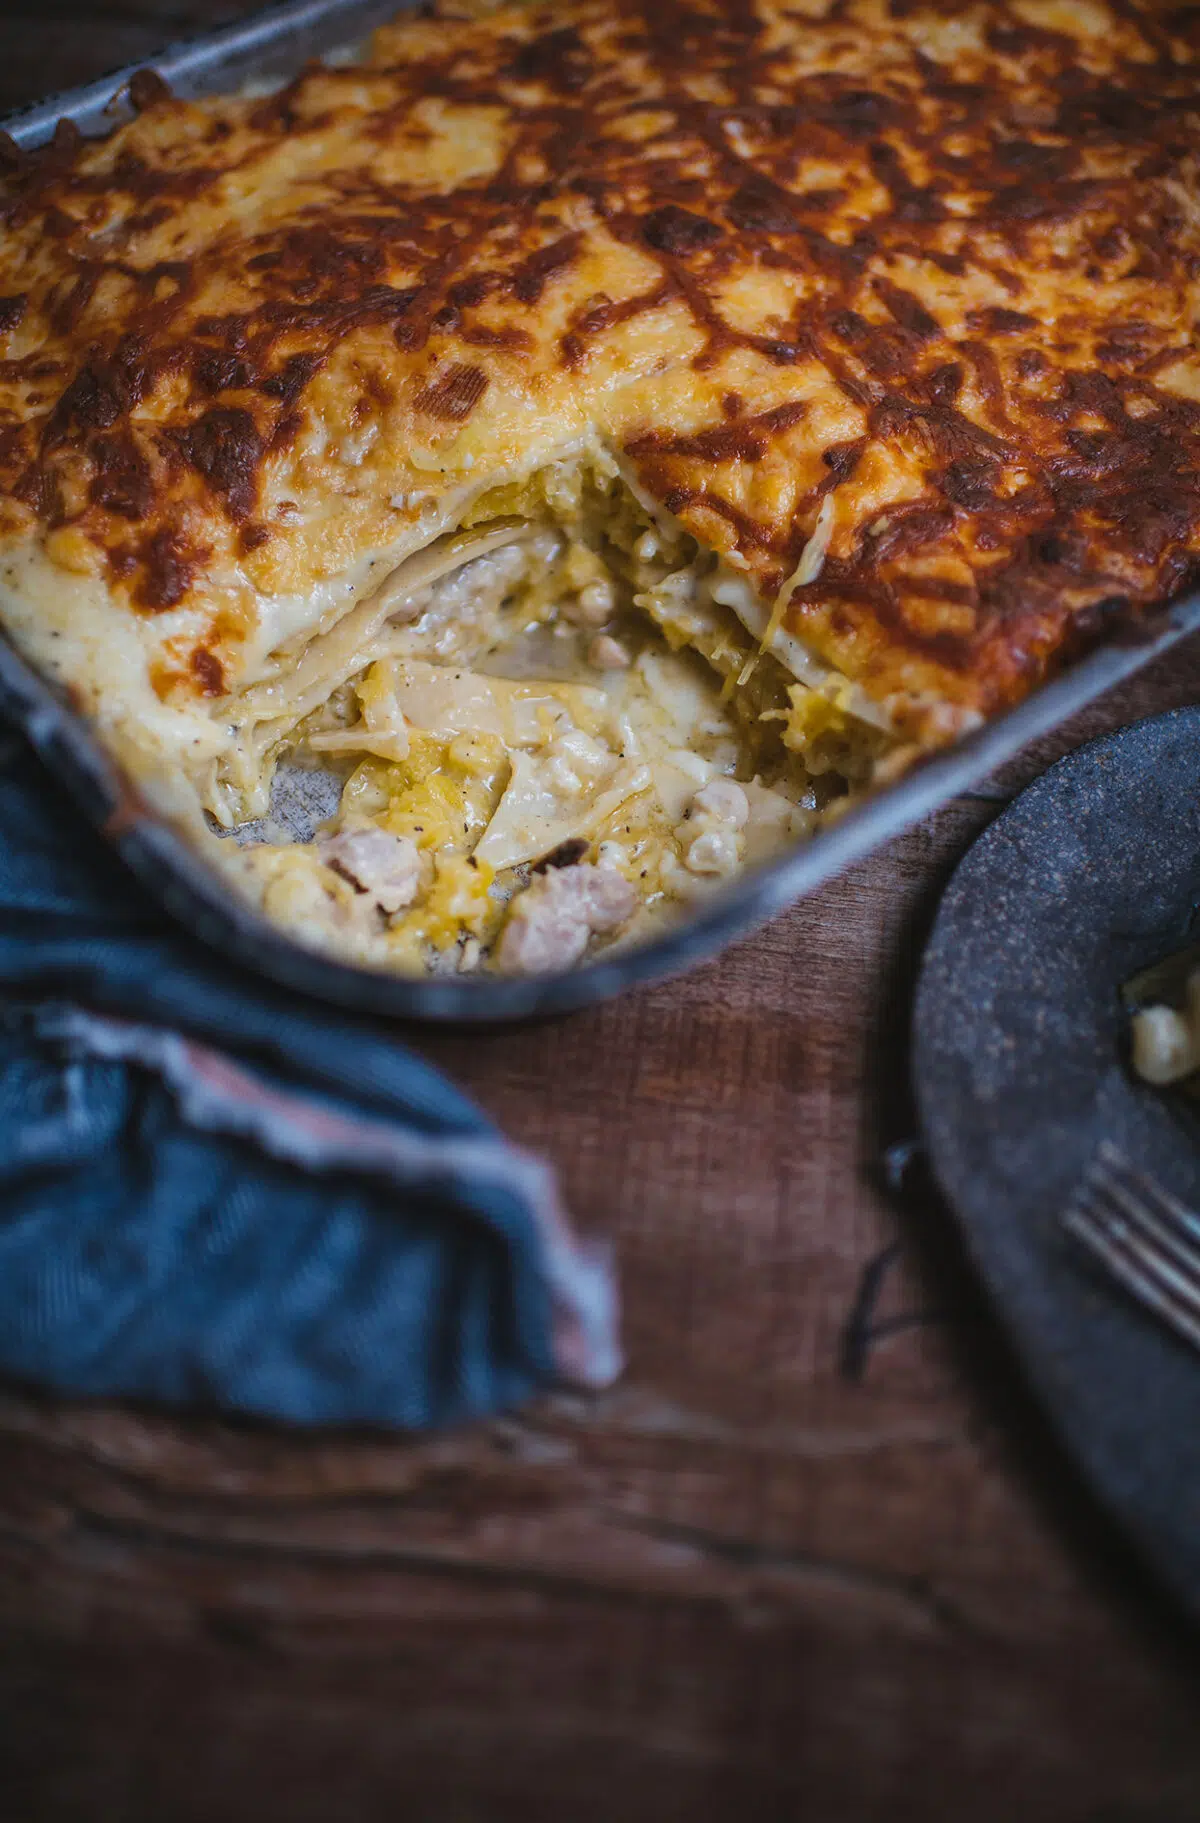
[496,862,637,976]
[684,827,740,874]
[320,828,421,915]
[677,777,749,876]
[692,778,749,828]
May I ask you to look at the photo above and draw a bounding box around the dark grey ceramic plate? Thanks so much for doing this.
[913,709,1200,1612]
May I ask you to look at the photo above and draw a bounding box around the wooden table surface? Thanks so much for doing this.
[4,6,1200,1818]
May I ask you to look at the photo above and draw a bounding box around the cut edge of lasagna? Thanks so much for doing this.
[0,433,896,975]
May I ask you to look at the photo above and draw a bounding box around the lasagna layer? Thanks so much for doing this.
[215,449,853,972]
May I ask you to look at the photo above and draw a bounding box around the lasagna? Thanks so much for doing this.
[1,0,1199,975]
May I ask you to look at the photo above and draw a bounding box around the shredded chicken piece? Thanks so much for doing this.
[320,828,421,914]
[496,861,636,975]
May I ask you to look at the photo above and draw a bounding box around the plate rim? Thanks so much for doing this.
[911,704,1200,1616]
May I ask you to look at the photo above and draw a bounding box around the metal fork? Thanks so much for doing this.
[1062,1142,1200,1355]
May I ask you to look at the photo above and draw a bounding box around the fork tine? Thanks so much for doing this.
[1064,1194,1200,1353]
[1094,1142,1200,1251]
[1067,1187,1200,1326]
[1085,1167,1200,1296]
[1063,1154,1200,1355]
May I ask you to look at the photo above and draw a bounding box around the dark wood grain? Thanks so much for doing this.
[2,8,1200,1817]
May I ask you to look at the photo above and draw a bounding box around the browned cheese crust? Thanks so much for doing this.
[2,0,1200,739]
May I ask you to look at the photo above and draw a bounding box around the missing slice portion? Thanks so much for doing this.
[212,447,897,977]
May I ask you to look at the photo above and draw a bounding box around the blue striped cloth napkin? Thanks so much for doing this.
[0,726,619,1426]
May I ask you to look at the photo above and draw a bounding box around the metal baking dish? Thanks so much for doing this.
[5,0,1200,1024]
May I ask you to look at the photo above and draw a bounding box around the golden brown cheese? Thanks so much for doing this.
[2,0,1200,778]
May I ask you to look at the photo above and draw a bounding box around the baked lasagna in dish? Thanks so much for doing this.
[1,0,1199,975]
